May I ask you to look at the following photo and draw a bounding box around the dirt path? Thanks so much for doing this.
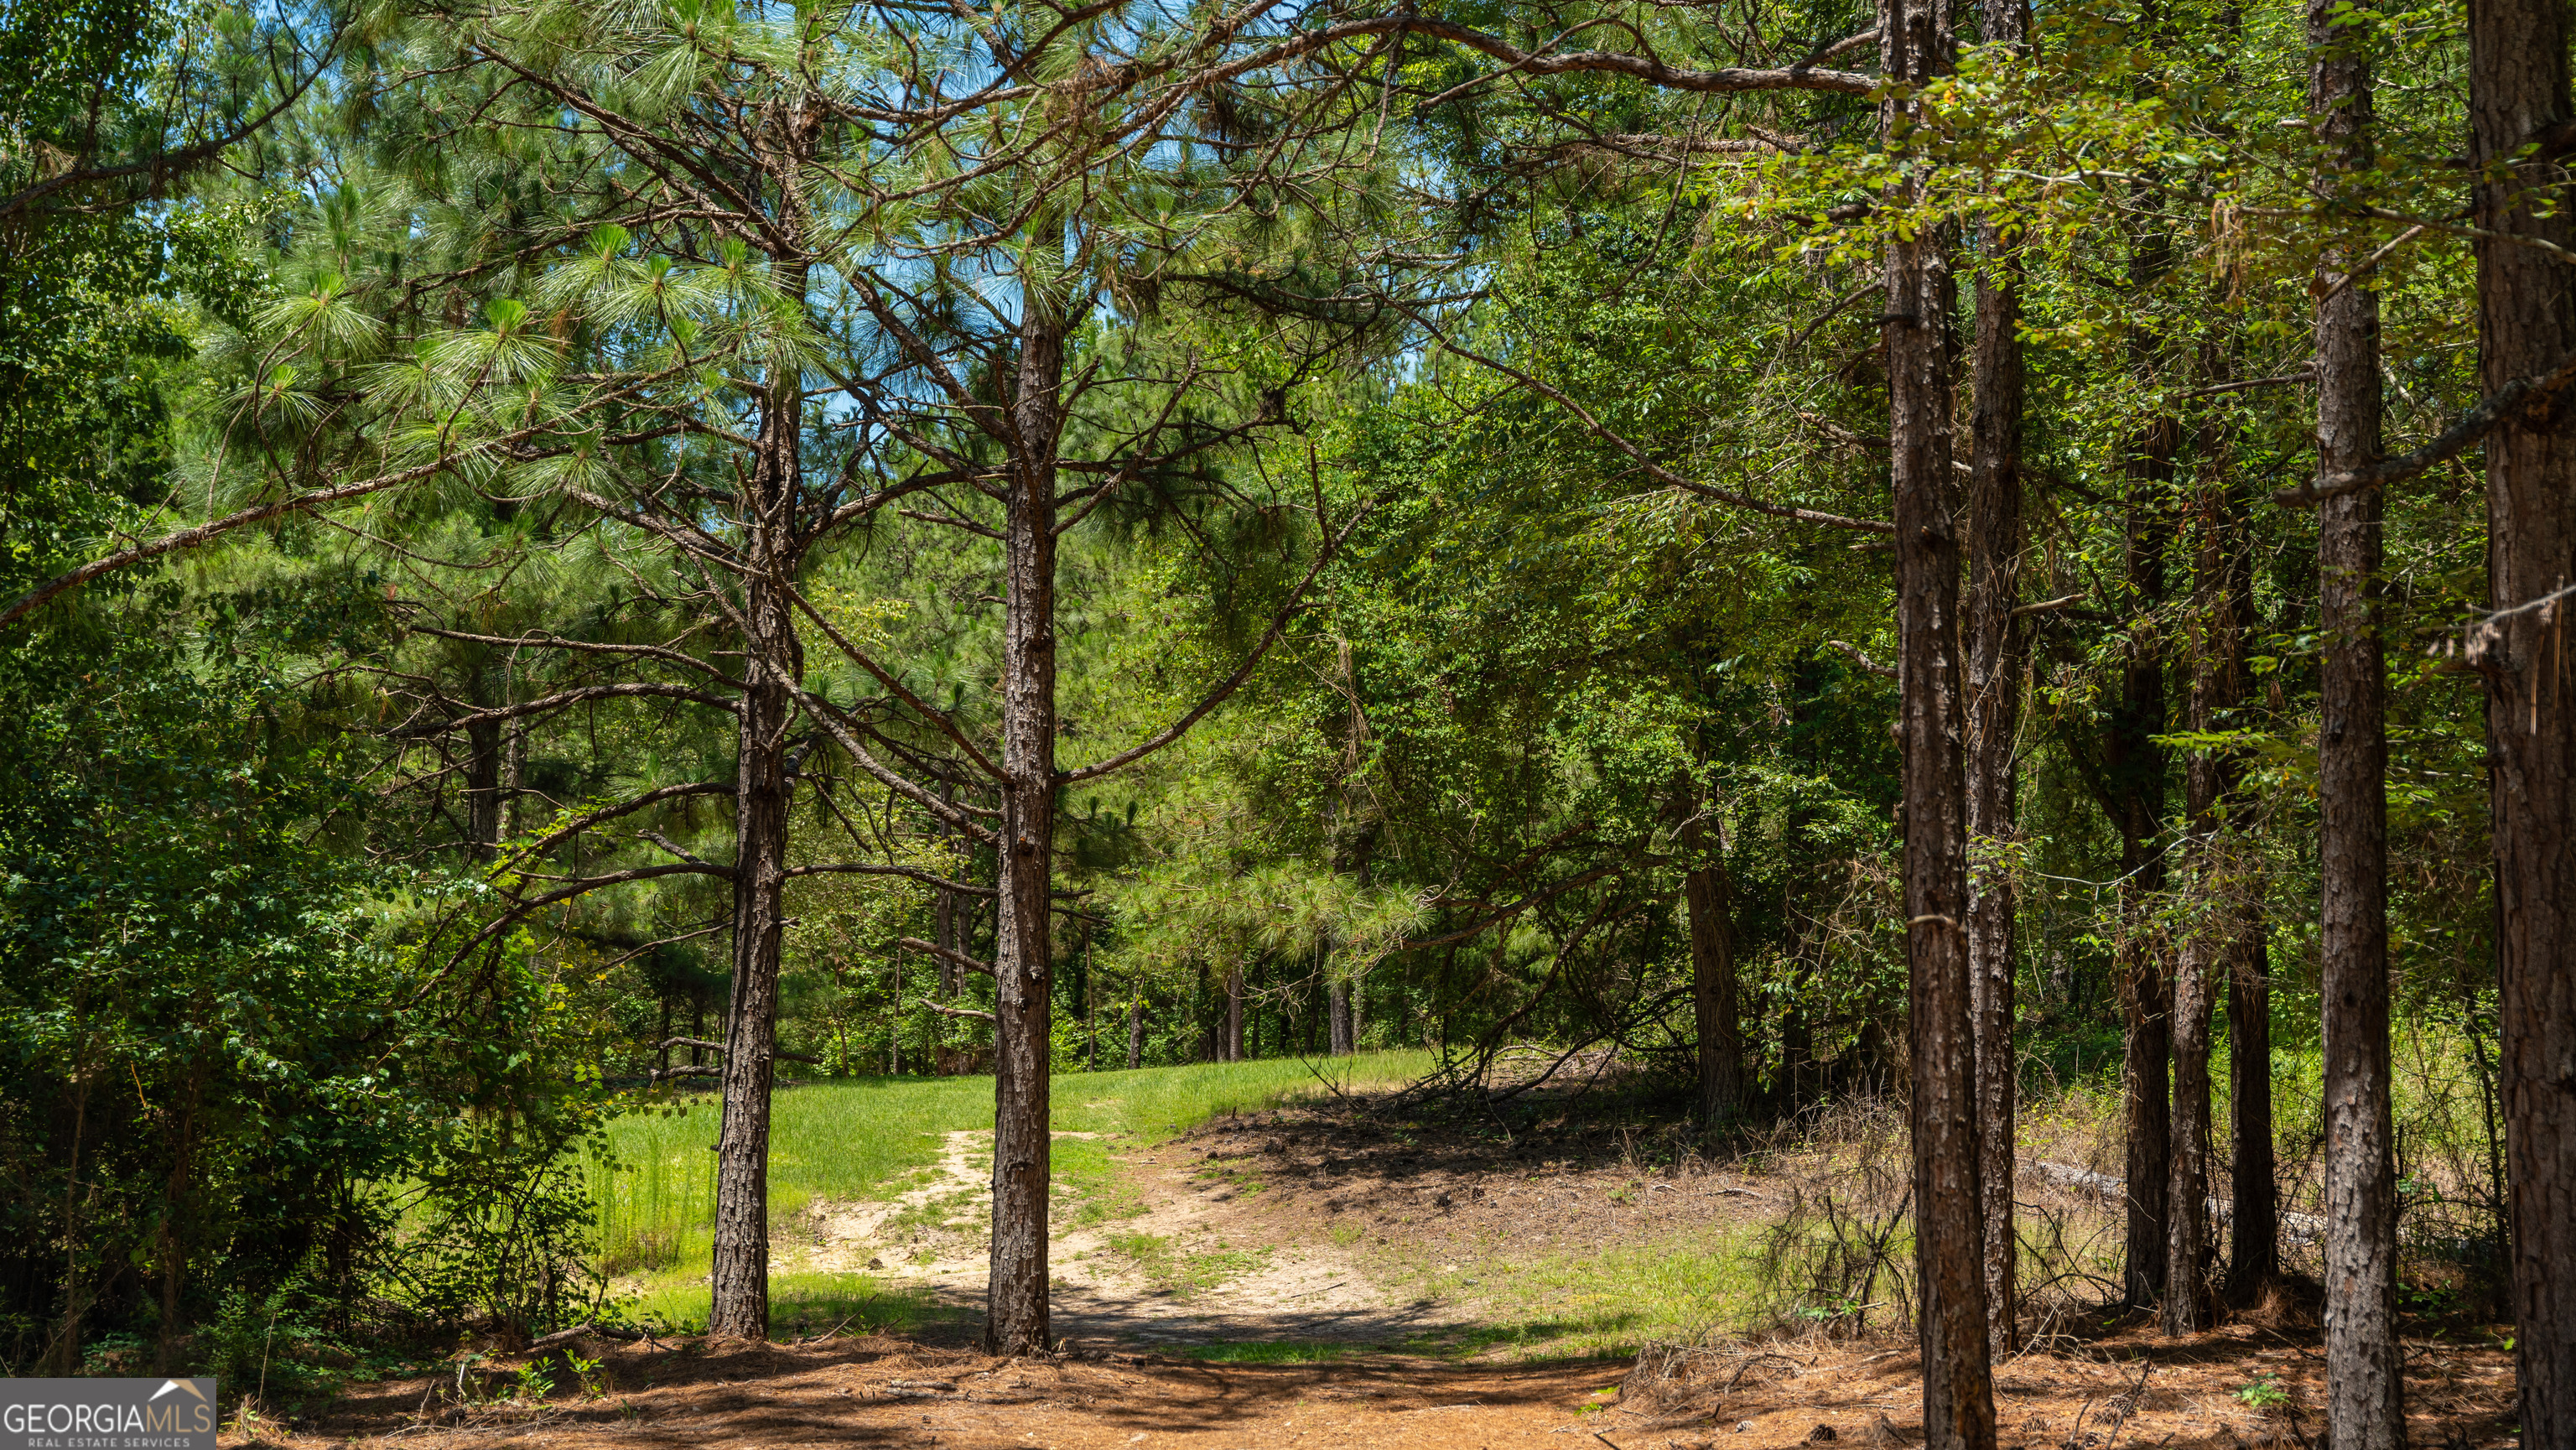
[787,1127,1454,1349]
[262,1317,2521,1450]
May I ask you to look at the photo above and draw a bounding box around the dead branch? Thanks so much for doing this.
[2275,345,2576,505]
[897,938,995,977]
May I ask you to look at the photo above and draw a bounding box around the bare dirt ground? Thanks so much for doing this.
[244,1317,2521,1450]
[231,1086,2526,1450]
[1148,1099,1792,1278]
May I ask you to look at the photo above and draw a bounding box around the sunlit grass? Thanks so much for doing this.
[624,1271,948,1338]
[1100,1229,1270,1300]
[1179,1340,1361,1363]
[1397,1224,1770,1359]
[592,1051,1430,1333]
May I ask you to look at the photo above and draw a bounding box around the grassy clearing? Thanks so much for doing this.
[1099,1229,1271,1301]
[592,1051,1429,1332]
[1382,1224,1770,1361]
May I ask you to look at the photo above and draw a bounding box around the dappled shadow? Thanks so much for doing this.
[294,1332,1618,1450]
[289,1307,2522,1450]
[1046,1277,1454,1347]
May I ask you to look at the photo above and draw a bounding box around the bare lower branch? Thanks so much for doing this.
[2274,346,2576,505]
[1396,17,1877,96]
[6,446,511,630]
[1797,411,1974,476]
[787,584,1004,781]
[897,937,995,977]
[1,361,698,631]
[786,682,1000,844]
[639,831,725,871]
[650,1037,820,1064]
[408,624,745,689]
[1826,639,1898,678]
[2176,369,2314,399]
[500,782,735,873]
[405,683,735,735]
[1408,864,1627,949]
[2010,593,2089,619]
[1415,312,1896,533]
[1062,501,1371,784]
[784,862,998,896]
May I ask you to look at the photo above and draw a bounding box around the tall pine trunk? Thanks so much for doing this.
[2225,914,2279,1302]
[1966,0,2030,1346]
[1883,0,1996,1436]
[2166,754,2212,1329]
[2169,388,2254,1333]
[2111,426,2175,1309]
[706,295,807,1338]
[2468,0,2576,1437]
[2312,5,2405,1439]
[1327,642,1368,1061]
[987,289,1065,1357]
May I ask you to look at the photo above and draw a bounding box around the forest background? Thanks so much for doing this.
[0,0,2556,1442]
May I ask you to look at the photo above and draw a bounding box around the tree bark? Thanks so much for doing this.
[1079,917,1095,1071]
[1327,635,1368,1062]
[154,1068,200,1373]
[44,1069,92,1375]
[2169,386,2253,1335]
[704,269,807,1339]
[934,795,962,998]
[934,895,958,996]
[986,287,1066,1358]
[1883,0,1996,1437]
[1966,0,2030,1347]
[700,99,826,1341]
[2166,794,2215,1336]
[1127,996,1145,1070]
[1682,803,1743,1124]
[465,711,502,864]
[2311,5,2405,1437]
[2225,906,2279,1304]
[2469,0,2576,1437]
[499,718,524,843]
[1198,965,1218,1063]
[2111,416,2177,1310]
[1224,965,1245,1062]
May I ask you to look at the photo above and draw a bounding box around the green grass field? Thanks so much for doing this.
[591,1051,1431,1333]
